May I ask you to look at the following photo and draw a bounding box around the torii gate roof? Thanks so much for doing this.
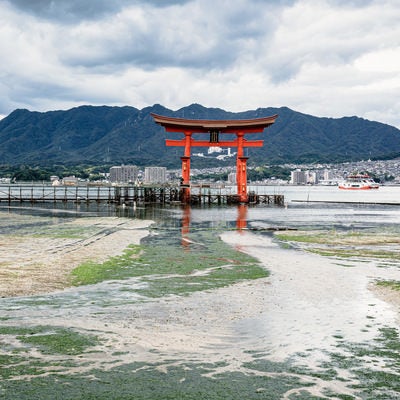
[151,113,278,133]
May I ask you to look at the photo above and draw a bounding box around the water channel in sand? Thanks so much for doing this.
[0,185,400,399]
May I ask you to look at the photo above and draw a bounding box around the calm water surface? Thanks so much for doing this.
[2,185,400,230]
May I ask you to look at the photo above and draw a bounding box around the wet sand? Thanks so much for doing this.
[4,228,397,357]
[1,221,398,348]
[221,231,400,356]
[1,217,399,398]
[0,216,152,297]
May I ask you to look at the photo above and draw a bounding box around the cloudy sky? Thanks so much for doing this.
[0,0,399,127]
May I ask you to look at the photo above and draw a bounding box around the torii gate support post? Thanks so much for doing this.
[180,131,192,203]
[236,131,249,203]
[181,155,191,184]
[182,131,192,185]
[237,156,249,202]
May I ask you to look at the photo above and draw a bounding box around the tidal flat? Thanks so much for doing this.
[0,204,399,399]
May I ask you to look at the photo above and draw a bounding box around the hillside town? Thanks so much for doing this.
[179,158,400,186]
[99,158,400,185]
[1,158,400,186]
[284,158,400,185]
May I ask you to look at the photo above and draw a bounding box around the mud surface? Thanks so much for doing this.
[0,214,151,297]
[1,204,400,399]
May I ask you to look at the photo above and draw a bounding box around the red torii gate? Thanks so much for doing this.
[151,113,278,203]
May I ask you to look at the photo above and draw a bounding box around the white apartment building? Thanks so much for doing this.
[290,169,307,185]
[323,169,333,181]
[144,167,167,184]
[109,165,139,183]
[291,169,319,184]
[307,171,318,184]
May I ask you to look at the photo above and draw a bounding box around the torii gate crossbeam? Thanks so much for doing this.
[151,113,278,203]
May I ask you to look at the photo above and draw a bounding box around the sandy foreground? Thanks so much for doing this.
[7,228,394,383]
[1,215,400,398]
[0,216,152,297]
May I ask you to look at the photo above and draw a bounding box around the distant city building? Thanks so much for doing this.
[109,165,139,183]
[290,169,319,184]
[144,167,167,184]
[323,169,333,181]
[227,172,237,184]
[307,171,318,184]
[290,169,307,185]
[168,171,178,182]
[62,176,78,186]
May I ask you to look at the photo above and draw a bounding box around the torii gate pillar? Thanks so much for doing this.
[180,155,191,202]
[181,156,190,185]
[236,131,248,202]
[181,131,192,185]
[237,156,249,202]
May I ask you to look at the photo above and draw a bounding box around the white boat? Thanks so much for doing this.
[338,174,379,190]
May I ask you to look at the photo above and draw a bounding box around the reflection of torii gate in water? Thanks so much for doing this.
[151,113,278,203]
[180,204,248,249]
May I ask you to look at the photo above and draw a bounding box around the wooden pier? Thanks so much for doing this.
[189,192,284,205]
[0,185,284,206]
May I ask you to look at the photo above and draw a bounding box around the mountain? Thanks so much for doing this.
[0,103,399,167]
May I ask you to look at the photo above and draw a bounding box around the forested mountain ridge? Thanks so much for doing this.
[0,103,399,167]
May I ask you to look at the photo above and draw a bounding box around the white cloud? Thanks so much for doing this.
[354,48,400,73]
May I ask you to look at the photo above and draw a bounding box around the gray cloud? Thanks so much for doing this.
[5,0,191,22]
[0,0,398,128]
[5,0,123,22]
[55,2,268,70]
